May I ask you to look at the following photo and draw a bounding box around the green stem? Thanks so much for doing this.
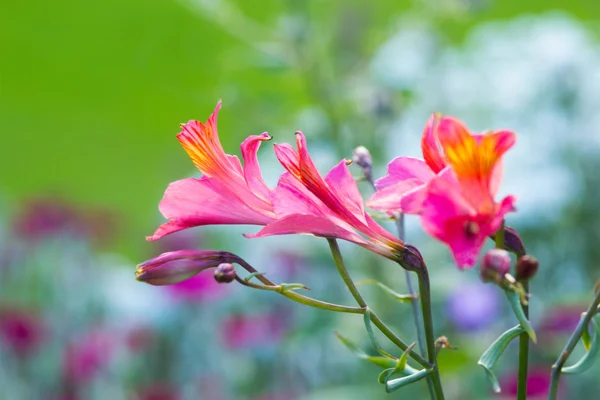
[327,238,367,308]
[416,266,445,400]
[517,281,530,400]
[396,214,436,400]
[326,238,431,369]
[549,288,600,399]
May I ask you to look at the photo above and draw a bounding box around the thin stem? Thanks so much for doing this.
[517,281,530,400]
[416,266,445,400]
[327,238,367,308]
[326,238,432,369]
[233,250,432,368]
[549,289,600,399]
[396,214,436,400]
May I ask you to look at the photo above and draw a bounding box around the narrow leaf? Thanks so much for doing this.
[334,332,396,369]
[505,290,537,343]
[377,342,418,384]
[385,368,432,393]
[356,279,416,302]
[363,310,394,359]
[478,325,525,393]
[244,271,266,282]
[279,283,309,292]
[562,317,600,375]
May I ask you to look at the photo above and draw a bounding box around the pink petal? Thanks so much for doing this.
[325,161,367,225]
[241,133,272,202]
[246,214,366,246]
[421,114,447,173]
[367,178,424,214]
[374,157,434,190]
[148,177,274,241]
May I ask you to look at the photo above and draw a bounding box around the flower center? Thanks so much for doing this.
[464,221,480,237]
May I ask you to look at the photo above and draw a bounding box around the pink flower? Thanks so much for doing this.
[0,308,44,357]
[498,366,557,399]
[221,311,289,349]
[367,115,516,268]
[148,101,276,241]
[248,132,411,264]
[166,269,227,302]
[63,330,114,383]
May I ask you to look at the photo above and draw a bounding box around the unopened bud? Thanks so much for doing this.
[491,226,526,256]
[352,146,373,180]
[480,249,512,284]
[135,250,225,286]
[515,255,539,281]
[214,263,236,284]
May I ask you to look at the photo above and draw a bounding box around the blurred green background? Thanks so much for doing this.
[2,0,600,399]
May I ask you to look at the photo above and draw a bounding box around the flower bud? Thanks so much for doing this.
[214,263,236,284]
[352,146,373,180]
[515,255,539,281]
[135,250,226,286]
[480,249,512,284]
[491,226,526,256]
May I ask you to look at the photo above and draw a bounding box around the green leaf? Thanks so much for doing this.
[562,317,600,375]
[378,342,418,384]
[505,290,537,343]
[478,325,525,393]
[362,310,395,358]
[356,279,415,302]
[385,368,432,393]
[279,283,309,292]
[334,332,397,369]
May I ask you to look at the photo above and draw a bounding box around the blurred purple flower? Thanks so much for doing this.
[539,304,585,334]
[221,311,289,349]
[498,366,558,399]
[165,270,227,302]
[63,330,114,383]
[445,281,502,332]
[135,382,180,400]
[13,197,116,245]
[0,308,44,357]
[272,251,306,278]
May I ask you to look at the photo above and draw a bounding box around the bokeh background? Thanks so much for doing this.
[2,0,600,399]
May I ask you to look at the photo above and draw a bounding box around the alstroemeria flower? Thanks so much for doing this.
[367,115,516,268]
[148,101,276,241]
[420,118,516,267]
[248,132,414,265]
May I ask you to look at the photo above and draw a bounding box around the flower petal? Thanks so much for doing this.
[421,114,447,173]
[241,132,273,202]
[436,117,516,212]
[148,177,274,241]
[367,178,424,214]
[324,160,367,224]
[374,157,434,191]
[246,214,366,245]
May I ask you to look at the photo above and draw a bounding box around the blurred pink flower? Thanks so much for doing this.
[166,269,227,302]
[498,366,557,399]
[221,311,289,349]
[63,330,114,383]
[248,131,408,263]
[13,197,116,245]
[0,308,44,357]
[368,115,516,268]
[134,382,179,400]
[148,101,276,241]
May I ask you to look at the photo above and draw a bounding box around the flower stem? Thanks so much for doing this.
[396,214,436,399]
[549,288,600,399]
[326,238,431,369]
[517,281,530,400]
[327,238,367,308]
[416,266,445,400]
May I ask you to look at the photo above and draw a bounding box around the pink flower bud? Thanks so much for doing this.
[135,250,227,286]
[480,249,511,284]
[214,263,236,284]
